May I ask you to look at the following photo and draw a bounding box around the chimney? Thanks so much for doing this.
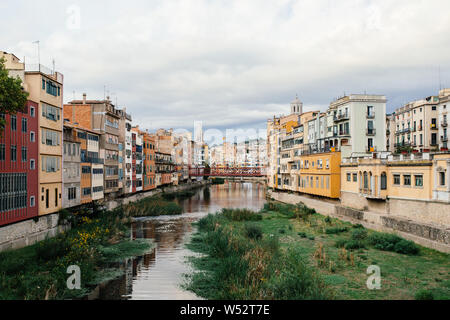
[82,93,87,105]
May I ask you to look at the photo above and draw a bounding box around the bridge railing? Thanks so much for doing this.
[189,167,266,177]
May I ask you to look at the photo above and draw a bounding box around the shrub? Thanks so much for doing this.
[325,227,349,235]
[415,290,434,300]
[394,239,420,255]
[353,224,365,229]
[324,217,332,224]
[298,232,307,238]
[308,235,316,241]
[368,233,419,255]
[222,208,262,222]
[351,229,368,241]
[245,223,263,241]
[279,229,286,234]
[334,239,348,248]
[344,240,366,250]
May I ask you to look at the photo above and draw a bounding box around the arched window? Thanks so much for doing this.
[381,172,387,190]
[363,172,368,189]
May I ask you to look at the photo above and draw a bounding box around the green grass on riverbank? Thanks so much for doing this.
[124,195,183,217]
[185,203,450,300]
[0,206,153,300]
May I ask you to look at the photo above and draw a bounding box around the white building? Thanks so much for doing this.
[438,89,450,151]
[329,94,387,158]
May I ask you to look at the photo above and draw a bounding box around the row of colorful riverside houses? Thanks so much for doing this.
[0,51,209,227]
[267,92,450,228]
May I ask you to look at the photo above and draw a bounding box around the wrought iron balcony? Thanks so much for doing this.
[366,129,376,136]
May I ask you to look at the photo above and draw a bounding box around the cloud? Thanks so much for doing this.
[2,0,450,132]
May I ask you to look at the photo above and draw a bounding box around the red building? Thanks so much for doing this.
[131,131,137,193]
[0,101,39,226]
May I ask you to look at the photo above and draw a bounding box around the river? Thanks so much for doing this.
[89,181,267,300]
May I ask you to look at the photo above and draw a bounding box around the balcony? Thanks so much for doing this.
[366,128,376,136]
[442,136,449,142]
[334,113,349,122]
[366,146,377,153]
[430,124,438,130]
[339,131,350,137]
[442,121,448,127]
[366,112,375,119]
[386,130,390,136]
[81,156,104,164]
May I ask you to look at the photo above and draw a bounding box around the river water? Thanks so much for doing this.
[91,181,267,300]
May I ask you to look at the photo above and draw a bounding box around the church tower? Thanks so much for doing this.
[291,95,303,115]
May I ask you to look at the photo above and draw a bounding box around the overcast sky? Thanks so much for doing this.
[2,0,450,135]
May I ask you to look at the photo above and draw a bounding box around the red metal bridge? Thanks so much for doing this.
[189,166,266,177]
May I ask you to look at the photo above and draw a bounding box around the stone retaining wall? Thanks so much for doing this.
[269,190,450,253]
[0,181,210,253]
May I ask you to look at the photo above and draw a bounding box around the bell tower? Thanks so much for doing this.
[291,94,303,115]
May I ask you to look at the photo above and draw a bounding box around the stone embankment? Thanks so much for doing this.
[268,190,450,253]
[0,180,210,252]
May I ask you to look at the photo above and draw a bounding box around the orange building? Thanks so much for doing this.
[143,133,156,191]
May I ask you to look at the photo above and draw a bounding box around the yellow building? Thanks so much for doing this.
[25,66,64,216]
[295,152,341,198]
[340,152,450,226]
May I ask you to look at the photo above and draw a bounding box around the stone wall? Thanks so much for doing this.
[0,214,64,252]
[269,189,450,253]
[0,180,211,253]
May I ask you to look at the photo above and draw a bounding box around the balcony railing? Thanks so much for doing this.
[442,136,449,142]
[430,124,438,130]
[81,156,104,164]
[442,121,448,127]
[366,129,376,136]
[366,112,375,119]
[334,113,349,121]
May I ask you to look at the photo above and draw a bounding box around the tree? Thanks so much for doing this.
[0,57,29,134]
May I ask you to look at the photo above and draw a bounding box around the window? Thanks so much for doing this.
[21,118,27,133]
[353,173,357,182]
[45,189,49,208]
[440,172,446,186]
[363,172,369,189]
[42,156,60,172]
[68,187,77,200]
[30,131,35,142]
[21,147,27,162]
[347,173,351,182]
[82,166,91,174]
[30,196,35,208]
[381,173,387,190]
[30,159,36,170]
[415,175,423,187]
[0,144,5,161]
[42,103,60,121]
[83,188,91,196]
[11,145,17,162]
[42,129,60,146]
[404,175,411,186]
[55,188,58,207]
[11,116,17,131]
[394,174,400,185]
[30,106,35,117]
[0,173,27,212]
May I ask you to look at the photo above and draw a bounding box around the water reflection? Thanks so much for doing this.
[92,182,266,300]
